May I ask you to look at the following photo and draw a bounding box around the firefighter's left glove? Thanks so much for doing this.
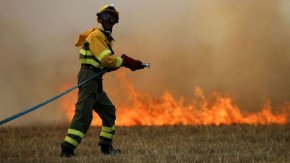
[121,54,144,71]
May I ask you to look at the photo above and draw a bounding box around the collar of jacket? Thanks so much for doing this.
[97,24,114,42]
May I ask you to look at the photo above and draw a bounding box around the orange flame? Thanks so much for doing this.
[60,71,289,126]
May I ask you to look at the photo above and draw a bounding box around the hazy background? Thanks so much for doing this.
[0,0,289,125]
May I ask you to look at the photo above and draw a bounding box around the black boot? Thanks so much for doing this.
[100,144,121,155]
[60,142,75,157]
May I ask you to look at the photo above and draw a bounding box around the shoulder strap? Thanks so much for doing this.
[99,30,115,55]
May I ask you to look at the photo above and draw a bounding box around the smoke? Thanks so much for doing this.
[0,0,289,125]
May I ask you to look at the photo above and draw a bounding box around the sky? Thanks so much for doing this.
[0,0,290,125]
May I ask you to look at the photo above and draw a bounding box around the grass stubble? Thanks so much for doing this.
[0,124,289,162]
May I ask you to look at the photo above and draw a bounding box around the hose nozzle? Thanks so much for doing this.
[141,63,150,68]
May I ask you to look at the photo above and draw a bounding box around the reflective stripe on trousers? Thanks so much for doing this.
[64,128,85,148]
[100,125,115,139]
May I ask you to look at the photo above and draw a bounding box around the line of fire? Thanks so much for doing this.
[60,71,289,126]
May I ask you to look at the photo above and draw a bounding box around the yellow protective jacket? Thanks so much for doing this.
[75,27,123,69]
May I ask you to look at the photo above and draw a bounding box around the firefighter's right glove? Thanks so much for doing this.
[121,54,144,71]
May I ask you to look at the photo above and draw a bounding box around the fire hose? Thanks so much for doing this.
[0,63,150,125]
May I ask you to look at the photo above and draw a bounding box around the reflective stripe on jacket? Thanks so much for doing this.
[79,48,104,69]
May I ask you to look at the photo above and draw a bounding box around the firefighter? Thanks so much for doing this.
[60,3,145,157]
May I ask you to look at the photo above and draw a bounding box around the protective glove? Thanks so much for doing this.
[121,54,144,71]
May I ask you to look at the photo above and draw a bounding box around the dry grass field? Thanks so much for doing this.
[0,125,289,162]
